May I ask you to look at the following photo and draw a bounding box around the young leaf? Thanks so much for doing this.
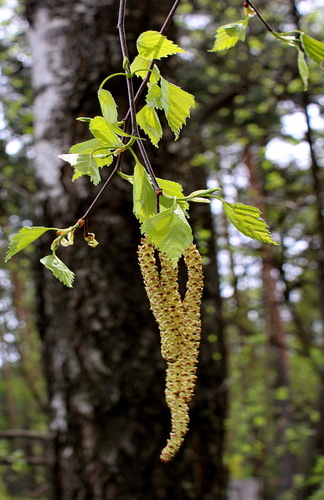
[141,201,193,264]
[97,89,135,139]
[186,187,222,200]
[70,138,102,154]
[130,55,161,83]
[40,255,75,288]
[209,19,248,52]
[160,77,195,139]
[5,226,58,261]
[301,33,324,65]
[89,116,122,146]
[297,50,309,90]
[185,187,222,203]
[222,201,278,245]
[137,30,185,60]
[133,161,157,222]
[146,82,163,109]
[98,88,118,124]
[157,178,189,212]
[59,153,101,185]
[137,105,163,147]
[69,138,113,167]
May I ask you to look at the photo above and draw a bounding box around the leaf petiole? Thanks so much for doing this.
[99,73,129,90]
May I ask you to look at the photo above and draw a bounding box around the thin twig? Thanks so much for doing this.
[124,0,182,123]
[246,0,274,33]
[117,0,162,201]
[160,0,182,34]
[117,0,138,135]
[80,159,121,221]
[78,0,182,223]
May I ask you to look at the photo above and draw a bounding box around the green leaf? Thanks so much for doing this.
[222,201,279,245]
[146,82,163,109]
[186,187,222,200]
[160,77,195,139]
[131,163,189,218]
[137,105,163,147]
[59,153,101,185]
[5,226,58,261]
[97,89,140,139]
[70,138,102,154]
[297,50,309,90]
[141,201,193,264]
[137,30,185,60]
[89,116,122,147]
[301,33,324,65]
[133,162,157,222]
[130,55,161,82]
[157,178,189,212]
[69,138,113,167]
[185,187,222,203]
[209,19,248,52]
[40,255,75,288]
[98,89,118,124]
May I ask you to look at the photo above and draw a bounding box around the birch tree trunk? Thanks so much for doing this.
[25,1,228,498]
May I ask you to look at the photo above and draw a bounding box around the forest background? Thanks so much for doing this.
[0,0,323,499]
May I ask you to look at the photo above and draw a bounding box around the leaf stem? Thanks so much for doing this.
[99,72,128,90]
[79,158,121,222]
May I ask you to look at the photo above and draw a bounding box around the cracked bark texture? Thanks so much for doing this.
[25,1,228,498]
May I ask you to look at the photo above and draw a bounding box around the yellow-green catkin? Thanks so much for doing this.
[160,243,203,462]
[182,243,204,401]
[138,237,204,463]
[137,236,182,363]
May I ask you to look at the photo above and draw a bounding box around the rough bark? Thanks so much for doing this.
[25,1,228,499]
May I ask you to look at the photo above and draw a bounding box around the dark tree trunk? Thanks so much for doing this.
[25,1,228,498]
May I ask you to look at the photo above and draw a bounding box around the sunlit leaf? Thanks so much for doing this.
[98,88,118,124]
[146,82,163,109]
[133,161,156,222]
[186,187,222,200]
[59,153,101,185]
[40,255,75,288]
[222,201,279,245]
[130,54,161,82]
[297,50,309,90]
[209,19,248,52]
[97,89,135,139]
[69,138,113,167]
[5,226,58,261]
[137,30,185,60]
[141,201,193,264]
[89,116,122,146]
[160,77,195,139]
[137,105,163,147]
[157,178,189,212]
[70,138,102,154]
[301,33,324,65]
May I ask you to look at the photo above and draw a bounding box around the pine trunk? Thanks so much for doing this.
[25,0,228,499]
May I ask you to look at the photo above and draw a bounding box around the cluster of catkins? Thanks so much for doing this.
[138,235,204,462]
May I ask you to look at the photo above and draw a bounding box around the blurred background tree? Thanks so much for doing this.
[0,0,323,499]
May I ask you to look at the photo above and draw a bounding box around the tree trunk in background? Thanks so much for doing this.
[243,144,296,498]
[25,1,228,499]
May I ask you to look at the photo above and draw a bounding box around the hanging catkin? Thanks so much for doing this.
[138,236,204,462]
